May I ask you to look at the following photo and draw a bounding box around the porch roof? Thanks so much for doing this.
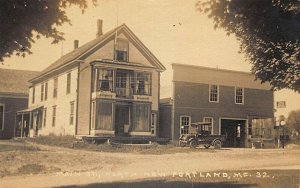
[91,59,156,70]
[17,106,44,114]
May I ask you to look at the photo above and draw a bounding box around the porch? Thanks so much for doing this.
[91,68,152,100]
[15,106,43,138]
[90,100,156,137]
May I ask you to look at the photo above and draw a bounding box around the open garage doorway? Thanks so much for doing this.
[221,119,247,148]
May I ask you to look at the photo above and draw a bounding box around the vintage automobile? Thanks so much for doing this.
[178,122,226,149]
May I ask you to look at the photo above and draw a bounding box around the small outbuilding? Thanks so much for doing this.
[0,68,39,139]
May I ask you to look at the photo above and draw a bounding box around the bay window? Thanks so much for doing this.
[134,104,150,132]
[95,101,113,130]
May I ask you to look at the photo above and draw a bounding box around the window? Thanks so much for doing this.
[95,102,113,130]
[45,82,48,101]
[66,73,71,94]
[32,87,35,104]
[235,87,244,104]
[43,108,47,127]
[209,85,219,102]
[134,104,150,132]
[251,119,273,139]
[69,101,75,125]
[97,69,113,92]
[52,106,56,127]
[0,105,4,130]
[115,39,129,61]
[91,101,96,129]
[41,84,44,101]
[135,73,151,95]
[203,117,213,134]
[53,78,58,98]
[180,116,191,135]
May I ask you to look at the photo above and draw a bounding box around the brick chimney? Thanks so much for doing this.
[74,40,79,49]
[96,19,103,37]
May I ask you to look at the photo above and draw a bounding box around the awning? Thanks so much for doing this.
[17,106,44,114]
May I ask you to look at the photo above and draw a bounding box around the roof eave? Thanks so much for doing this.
[29,60,83,83]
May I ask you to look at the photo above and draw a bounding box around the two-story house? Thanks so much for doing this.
[159,64,274,148]
[26,20,166,138]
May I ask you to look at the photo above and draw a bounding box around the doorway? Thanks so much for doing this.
[221,119,246,147]
[115,104,130,136]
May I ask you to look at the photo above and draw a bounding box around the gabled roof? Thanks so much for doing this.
[31,24,165,82]
[0,68,39,95]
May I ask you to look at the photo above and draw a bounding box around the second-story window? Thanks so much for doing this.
[41,84,44,101]
[135,73,151,95]
[32,87,35,104]
[115,39,129,62]
[53,78,58,98]
[45,82,48,101]
[98,69,113,92]
[209,84,219,102]
[66,72,71,94]
[235,87,244,104]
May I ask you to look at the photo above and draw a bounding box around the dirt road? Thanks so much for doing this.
[0,141,299,187]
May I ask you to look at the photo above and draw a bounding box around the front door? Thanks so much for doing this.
[115,105,130,136]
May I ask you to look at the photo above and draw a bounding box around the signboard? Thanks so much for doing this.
[276,101,286,108]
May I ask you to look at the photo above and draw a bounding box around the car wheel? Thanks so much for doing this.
[213,140,222,149]
[204,145,210,149]
[190,140,198,148]
[179,141,186,147]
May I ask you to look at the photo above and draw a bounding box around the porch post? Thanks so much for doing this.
[29,111,32,137]
[20,113,24,137]
[14,113,17,137]
[94,68,98,92]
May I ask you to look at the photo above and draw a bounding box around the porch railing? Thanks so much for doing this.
[115,88,134,98]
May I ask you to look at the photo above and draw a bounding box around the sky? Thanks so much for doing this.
[1,0,299,118]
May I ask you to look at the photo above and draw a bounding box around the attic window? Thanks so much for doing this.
[115,39,129,62]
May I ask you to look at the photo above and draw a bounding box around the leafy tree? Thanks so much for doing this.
[196,0,300,92]
[287,110,300,134]
[0,0,96,62]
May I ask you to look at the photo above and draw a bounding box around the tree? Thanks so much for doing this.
[287,110,300,134]
[196,0,300,92]
[0,0,96,62]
